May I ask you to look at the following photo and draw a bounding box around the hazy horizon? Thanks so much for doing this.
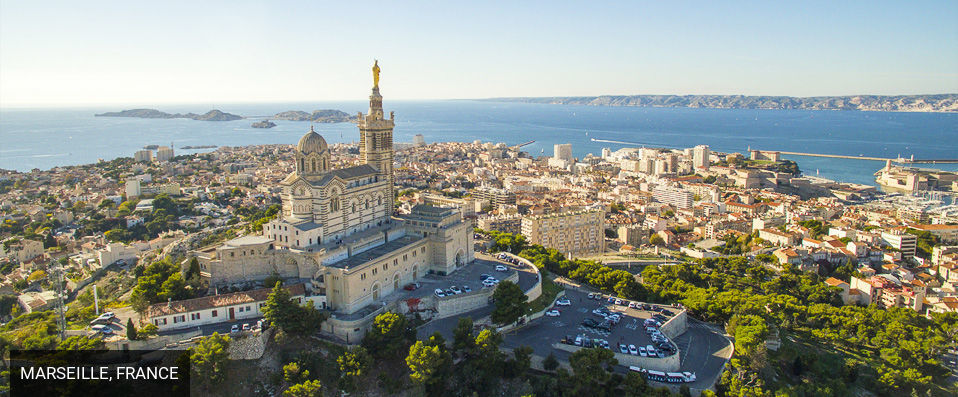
[2,1,957,106]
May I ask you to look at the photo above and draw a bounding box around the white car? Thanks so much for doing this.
[639,347,648,357]
[482,279,496,288]
[449,286,462,294]
[545,309,560,317]
[495,265,508,272]
[230,324,239,333]
[555,298,571,306]
[628,344,638,355]
[628,301,639,309]
[435,288,446,297]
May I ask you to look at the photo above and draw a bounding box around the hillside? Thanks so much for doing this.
[486,94,958,112]
[95,108,243,121]
[272,109,357,123]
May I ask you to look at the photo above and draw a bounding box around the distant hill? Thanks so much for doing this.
[484,94,958,112]
[95,108,243,121]
[272,109,357,123]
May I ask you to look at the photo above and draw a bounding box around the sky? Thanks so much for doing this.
[1,1,956,106]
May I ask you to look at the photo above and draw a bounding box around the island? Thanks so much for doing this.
[180,145,217,149]
[271,109,357,123]
[95,108,244,121]
[251,119,277,129]
[484,94,958,112]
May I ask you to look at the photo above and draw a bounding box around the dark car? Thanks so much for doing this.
[661,309,675,316]
[652,314,668,322]
[597,320,613,331]
[582,318,599,328]
[561,335,573,344]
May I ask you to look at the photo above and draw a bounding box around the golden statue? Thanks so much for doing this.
[372,60,380,88]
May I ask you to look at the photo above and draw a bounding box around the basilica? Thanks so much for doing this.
[190,62,474,340]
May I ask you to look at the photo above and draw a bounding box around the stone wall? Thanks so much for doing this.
[553,342,680,372]
[659,309,688,339]
[435,271,518,319]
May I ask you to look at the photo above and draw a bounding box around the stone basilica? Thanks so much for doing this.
[192,62,474,340]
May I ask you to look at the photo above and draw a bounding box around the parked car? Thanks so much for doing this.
[462,285,472,293]
[661,309,675,316]
[639,347,648,357]
[588,293,596,299]
[646,345,656,355]
[574,335,584,346]
[495,265,508,272]
[628,344,638,355]
[555,298,571,306]
[101,311,115,319]
[404,282,421,291]
[607,297,616,304]
[582,318,599,328]
[230,324,239,333]
[545,309,561,317]
[628,301,639,309]
[599,339,611,349]
[450,286,462,294]
[435,288,446,298]
[479,273,492,281]
[597,320,613,331]
[444,289,454,296]
[614,298,623,306]
[561,335,573,344]
[242,323,251,331]
[619,343,630,354]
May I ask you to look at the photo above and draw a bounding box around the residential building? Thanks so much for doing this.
[521,209,605,256]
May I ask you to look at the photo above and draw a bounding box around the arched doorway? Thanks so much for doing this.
[393,273,400,291]
[412,264,419,279]
[372,283,380,301]
[455,250,464,267]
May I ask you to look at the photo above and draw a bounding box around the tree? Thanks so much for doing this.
[406,340,452,396]
[262,282,327,335]
[337,346,371,393]
[284,380,322,397]
[508,345,533,377]
[57,335,105,350]
[543,353,560,371]
[452,317,475,355]
[190,333,230,390]
[126,318,137,340]
[43,232,57,249]
[362,312,415,359]
[283,362,309,384]
[139,323,158,338]
[649,234,664,246]
[262,271,283,290]
[569,347,618,394]
[491,280,528,325]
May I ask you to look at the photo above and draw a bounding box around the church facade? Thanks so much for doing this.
[191,62,473,340]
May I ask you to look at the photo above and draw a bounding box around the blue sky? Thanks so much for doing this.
[1,1,956,105]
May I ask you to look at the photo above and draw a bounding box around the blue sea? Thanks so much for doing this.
[1,101,956,186]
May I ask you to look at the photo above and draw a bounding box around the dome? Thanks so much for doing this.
[296,126,328,154]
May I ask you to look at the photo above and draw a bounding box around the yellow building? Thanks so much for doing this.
[521,209,605,256]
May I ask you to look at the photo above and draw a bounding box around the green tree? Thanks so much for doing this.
[57,335,105,350]
[491,280,527,325]
[139,323,158,338]
[284,379,322,397]
[649,234,664,246]
[261,282,327,335]
[362,312,415,359]
[543,353,560,371]
[569,347,618,394]
[190,333,230,390]
[283,362,309,384]
[452,316,475,356]
[126,318,137,340]
[337,346,371,393]
[406,340,452,396]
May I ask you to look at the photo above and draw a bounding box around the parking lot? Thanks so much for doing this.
[504,288,680,360]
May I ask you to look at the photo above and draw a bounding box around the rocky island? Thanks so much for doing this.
[251,119,277,128]
[272,109,357,123]
[95,108,244,121]
[486,94,958,112]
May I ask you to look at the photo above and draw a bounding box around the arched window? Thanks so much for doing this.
[299,158,304,172]
[311,159,316,172]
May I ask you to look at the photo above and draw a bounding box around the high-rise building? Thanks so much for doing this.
[413,134,425,146]
[882,228,918,258]
[521,209,605,256]
[134,150,153,163]
[156,146,174,162]
[601,148,612,160]
[554,143,572,162]
[652,186,694,209]
[693,145,710,170]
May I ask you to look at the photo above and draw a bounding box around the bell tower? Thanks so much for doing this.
[358,60,395,200]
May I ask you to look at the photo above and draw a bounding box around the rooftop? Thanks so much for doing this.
[222,235,274,248]
[147,283,306,317]
[329,234,425,269]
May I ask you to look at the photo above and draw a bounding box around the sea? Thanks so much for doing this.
[1,100,957,187]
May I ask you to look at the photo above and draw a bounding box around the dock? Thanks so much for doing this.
[751,150,958,164]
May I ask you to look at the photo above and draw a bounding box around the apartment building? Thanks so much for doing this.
[521,209,605,256]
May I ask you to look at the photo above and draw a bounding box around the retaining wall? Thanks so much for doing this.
[553,342,680,372]
[659,309,688,339]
